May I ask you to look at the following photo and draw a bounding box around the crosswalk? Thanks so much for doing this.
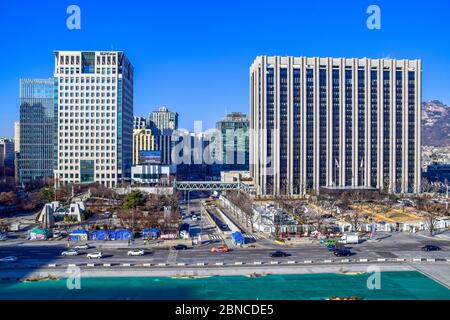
[208,234,222,242]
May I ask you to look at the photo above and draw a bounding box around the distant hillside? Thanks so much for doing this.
[422,100,450,147]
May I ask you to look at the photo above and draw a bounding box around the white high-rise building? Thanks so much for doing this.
[250,56,422,196]
[54,51,134,188]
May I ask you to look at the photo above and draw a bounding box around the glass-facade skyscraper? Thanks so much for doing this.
[250,56,422,196]
[18,79,54,184]
[53,51,134,188]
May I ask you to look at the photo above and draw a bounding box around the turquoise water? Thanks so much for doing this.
[0,272,449,300]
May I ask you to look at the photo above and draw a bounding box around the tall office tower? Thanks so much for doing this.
[148,107,178,135]
[133,129,156,165]
[214,112,250,174]
[54,51,134,188]
[250,56,422,196]
[14,122,20,153]
[19,79,54,184]
[133,116,147,130]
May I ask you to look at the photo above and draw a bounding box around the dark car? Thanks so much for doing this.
[422,245,441,252]
[172,244,189,251]
[270,251,289,258]
[333,249,352,257]
[326,244,337,251]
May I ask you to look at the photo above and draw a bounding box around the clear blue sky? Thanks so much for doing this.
[1,0,449,138]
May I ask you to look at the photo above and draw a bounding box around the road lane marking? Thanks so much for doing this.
[48,264,57,267]
[177,263,186,266]
[324,260,333,263]
[341,259,350,263]
[157,263,167,266]
[412,258,423,262]
[359,259,368,262]
[103,263,111,267]
[270,261,279,265]
[304,260,313,264]
[68,264,77,267]
[87,264,95,267]
[122,263,131,267]
[427,258,436,262]
[287,261,296,264]
[377,258,386,262]
[253,261,262,265]
[396,258,406,262]
[197,262,206,266]
[215,262,224,266]
[143,263,151,267]
[234,262,243,265]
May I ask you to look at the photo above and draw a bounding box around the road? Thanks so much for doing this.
[1,233,449,269]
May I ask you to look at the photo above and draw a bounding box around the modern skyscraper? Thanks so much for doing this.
[18,79,54,184]
[133,116,147,130]
[133,129,156,165]
[250,56,422,196]
[54,51,134,188]
[148,107,178,135]
[212,112,249,176]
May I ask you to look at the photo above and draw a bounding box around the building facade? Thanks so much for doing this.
[0,138,14,169]
[148,107,178,135]
[54,51,134,188]
[133,116,147,130]
[213,112,249,176]
[250,56,422,196]
[19,79,54,184]
[14,122,20,153]
[133,129,156,165]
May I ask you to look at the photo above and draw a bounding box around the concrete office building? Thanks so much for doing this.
[250,56,422,196]
[133,128,156,165]
[19,79,54,184]
[148,107,178,134]
[54,51,134,188]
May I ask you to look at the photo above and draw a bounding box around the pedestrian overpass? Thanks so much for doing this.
[173,181,254,194]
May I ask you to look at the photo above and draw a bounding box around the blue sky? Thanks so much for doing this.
[0,0,449,137]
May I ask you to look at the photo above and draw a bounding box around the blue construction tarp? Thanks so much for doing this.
[89,230,109,241]
[68,229,88,241]
[231,232,245,245]
[107,229,132,241]
[142,228,160,239]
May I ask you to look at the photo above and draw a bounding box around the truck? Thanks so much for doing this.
[339,234,359,244]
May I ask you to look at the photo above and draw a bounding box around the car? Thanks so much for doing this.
[211,245,229,253]
[87,252,103,259]
[172,244,189,251]
[324,240,336,246]
[422,245,441,252]
[127,249,145,256]
[192,215,198,221]
[61,249,79,256]
[333,249,352,257]
[270,251,289,258]
[0,256,18,263]
[74,244,92,250]
[326,244,337,251]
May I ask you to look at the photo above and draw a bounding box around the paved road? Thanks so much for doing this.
[1,233,449,269]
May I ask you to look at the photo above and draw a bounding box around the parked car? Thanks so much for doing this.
[172,244,188,251]
[422,245,441,252]
[270,251,289,258]
[61,249,79,256]
[333,249,353,257]
[74,244,92,250]
[127,249,145,256]
[211,245,229,253]
[87,252,103,259]
[0,256,18,263]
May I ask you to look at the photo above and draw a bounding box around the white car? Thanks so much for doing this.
[0,256,18,263]
[86,252,103,259]
[61,249,79,256]
[74,244,91,250]
[127,249,145,256]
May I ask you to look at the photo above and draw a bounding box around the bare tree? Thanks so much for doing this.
[415,195,444,236]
